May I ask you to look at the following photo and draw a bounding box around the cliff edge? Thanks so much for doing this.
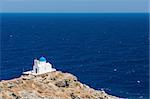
[0,71,119,99]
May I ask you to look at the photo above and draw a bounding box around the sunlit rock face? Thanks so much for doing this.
[0,71,119,99]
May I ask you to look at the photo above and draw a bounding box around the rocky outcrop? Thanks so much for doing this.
[0,71,119,99]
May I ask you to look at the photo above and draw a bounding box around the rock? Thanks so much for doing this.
[70,93,80,99]
[0,71,119,99]
[10,93,21,99]
[55,79,69,87]
[7,82,15,88]
[0,84,3,92]
[15,80,23,85]
[22,75,35,80]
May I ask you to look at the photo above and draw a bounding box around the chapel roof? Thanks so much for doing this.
[39,56,46,62]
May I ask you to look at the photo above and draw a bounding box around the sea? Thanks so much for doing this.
[0,13,149,99]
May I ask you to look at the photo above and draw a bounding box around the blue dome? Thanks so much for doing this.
[39,56,46,62]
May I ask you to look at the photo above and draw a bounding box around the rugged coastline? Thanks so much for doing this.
[0,71,119,99]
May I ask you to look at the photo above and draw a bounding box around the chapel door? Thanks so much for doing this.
[35,68,38,73]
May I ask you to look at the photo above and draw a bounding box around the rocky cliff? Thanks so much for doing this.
[0,71,119,99]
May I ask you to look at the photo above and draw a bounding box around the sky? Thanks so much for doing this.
[0,0,149,13]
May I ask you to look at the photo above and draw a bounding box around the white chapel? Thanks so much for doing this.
[23,56,56,75]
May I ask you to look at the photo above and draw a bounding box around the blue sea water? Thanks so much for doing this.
[0,13,149,99]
